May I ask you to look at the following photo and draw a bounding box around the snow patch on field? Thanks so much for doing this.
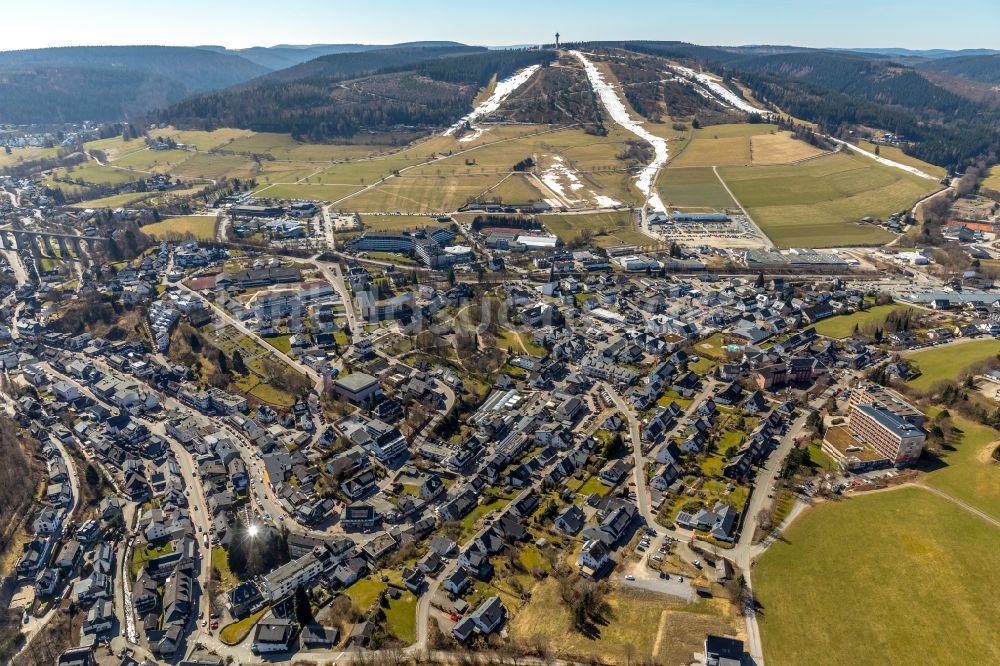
[445,65,541,140]
[540,155,622,209]
[540,156,584,206]
[571,50,668,213]
[669,65,772,116]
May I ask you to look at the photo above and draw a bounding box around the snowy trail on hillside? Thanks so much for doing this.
[668,65,772,116]
[571,50,668,213]
[829,138,940,181]
[444,65,541,141]
[669,65,939,181]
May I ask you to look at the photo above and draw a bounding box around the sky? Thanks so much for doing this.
[4,0,998,52]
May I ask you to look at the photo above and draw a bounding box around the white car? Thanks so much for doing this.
[624,575,635,581]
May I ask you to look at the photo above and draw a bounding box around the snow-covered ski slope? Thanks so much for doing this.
[443,65,540,142]
[571,50,668,213]
[669,65,772,116]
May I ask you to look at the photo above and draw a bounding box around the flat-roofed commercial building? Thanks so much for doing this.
[333,372,382,406]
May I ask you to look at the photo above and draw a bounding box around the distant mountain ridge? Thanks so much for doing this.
[194,41,472,70]
[917,54,1000,85]
[845,47,1000,59]
[0,45,269,123]
[0,42,479,124]
[254,45,488,84]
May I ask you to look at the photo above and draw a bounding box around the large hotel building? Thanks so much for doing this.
[823,383,926,470]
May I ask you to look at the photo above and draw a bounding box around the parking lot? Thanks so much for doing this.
[620,529,695,601]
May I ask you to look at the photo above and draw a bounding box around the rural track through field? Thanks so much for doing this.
[712,165,775,249]
[848,481,1000,530]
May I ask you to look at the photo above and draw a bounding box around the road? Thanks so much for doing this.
[146,419,216,642]
[730,386,836,665]
[1,247,29,286]
[174,280,326,394]
[602,383,654,525]
[16,434,81,647]
[313,257,361,337]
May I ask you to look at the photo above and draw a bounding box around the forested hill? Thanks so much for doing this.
[605,41,1000,170]
[0,45,268,123]
[918,54,1000,84]
[153,49,555,142]
[726,51,975,120]
[256,45,488,84]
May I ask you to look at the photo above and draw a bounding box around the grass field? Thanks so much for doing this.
[69,192,153,209]
[659,167,736,209]
[82,135,149,160]
[539,212,640,246]
[150,127,254,151]
[480,173,544,203]
[754,487,1000,666]
[718,151,935,248]
[924,411,1000,520]
[346,577,387,613]
[348,173,505,213]
[459,494,514,539]
[383,589,418,644]
[750,131,826,165]
[984,166,1000,192]
[342,125,635,212]
[53,164,143,187]
[169,153,260,181]
[359,214,444,232]
[906,338,1000,392]
[224,132,387,162]
[510,580,740,665]
[255,183,363,202]
[110,147,191,171]
[812,304,920,338]
[142,215,217,241]
[0,145,60,168]
[670,123,776,168]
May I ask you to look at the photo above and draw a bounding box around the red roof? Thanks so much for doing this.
[188,276,217,291]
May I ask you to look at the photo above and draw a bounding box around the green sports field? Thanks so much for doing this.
[718,151,936,248]
[906,338,1000,392]
[754,487,1000,666]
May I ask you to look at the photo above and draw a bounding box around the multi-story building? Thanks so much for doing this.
[346,227,460,268]
[847,403,925,466]
[260,545,333,601]
[848,383,926,428]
